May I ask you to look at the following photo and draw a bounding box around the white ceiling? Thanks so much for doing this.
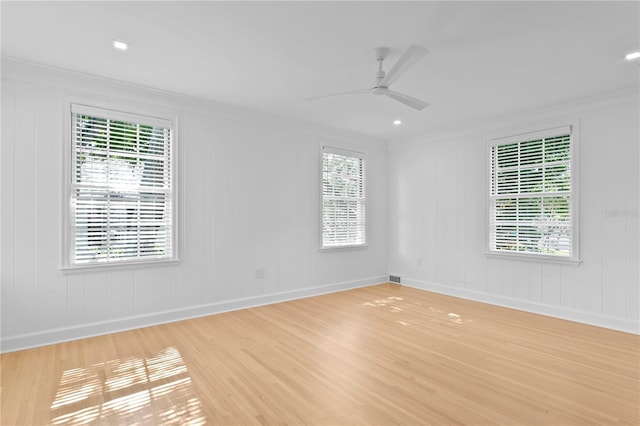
[2,1,638,140]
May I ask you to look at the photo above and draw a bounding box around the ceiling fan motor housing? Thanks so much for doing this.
[375,68,386,86]
[375,47,390,60]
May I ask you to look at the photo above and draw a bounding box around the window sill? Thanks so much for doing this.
[319,244,368,252]
[485,251,582,265]
[61,258,181,273]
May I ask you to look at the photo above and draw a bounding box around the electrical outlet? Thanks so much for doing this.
[254,267,265,279]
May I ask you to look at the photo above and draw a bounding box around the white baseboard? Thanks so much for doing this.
[0,276,387,353]
[401,277,639,335]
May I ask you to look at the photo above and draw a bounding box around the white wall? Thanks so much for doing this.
[0,59,389,352]
[2,59,637,354]
[388,92,639,333]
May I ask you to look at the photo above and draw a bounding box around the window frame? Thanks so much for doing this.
[486,124,581,265]
[62,101,179,271]
[320,146,367,251]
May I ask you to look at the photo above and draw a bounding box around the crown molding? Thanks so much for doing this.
[390,86,639,150]
[1,56,387,148]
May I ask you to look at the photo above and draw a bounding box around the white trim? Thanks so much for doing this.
[322,145,367,159]
[2,58,387,148]
[484,251,582,265]
[71,103,172,129]
[61,258,181,273]
[401,277,639,335]
[487,122,580,263]
[319,244,368,252]
[488,125,572,147]
[0,276,387,354]
[391,88,638,149]
[569,120,581,265]
[320,145,367,250]
[62,97,180,269]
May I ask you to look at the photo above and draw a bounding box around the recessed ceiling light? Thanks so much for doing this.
[625,51,640,61]
[393,120,402,126]
[113,40,129,51]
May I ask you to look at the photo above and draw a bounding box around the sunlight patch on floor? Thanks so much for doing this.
[50,347,206,425]
[363,296,404,309]
[362,294,472,327]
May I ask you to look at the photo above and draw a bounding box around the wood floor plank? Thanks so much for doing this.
[1,283,638,425]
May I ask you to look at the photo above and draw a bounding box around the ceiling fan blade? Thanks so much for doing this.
[385,90,429,110]
[380,45,428,88]
[306,88,372,101]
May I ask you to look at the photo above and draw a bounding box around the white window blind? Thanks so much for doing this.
[489,127,574,259]
[69,104,175,266]
[322,147,366,249]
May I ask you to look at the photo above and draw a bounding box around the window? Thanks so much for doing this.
[489,126,578,261]
[67,104,176,267]
[321,147,366,249]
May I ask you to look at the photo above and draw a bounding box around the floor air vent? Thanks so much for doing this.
[389,275,401,284]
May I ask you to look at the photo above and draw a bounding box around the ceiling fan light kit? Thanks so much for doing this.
[307,45,430,111]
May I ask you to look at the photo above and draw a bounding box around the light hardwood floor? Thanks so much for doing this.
[1,283,639,425]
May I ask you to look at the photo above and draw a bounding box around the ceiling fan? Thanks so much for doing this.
[307,45,429,110]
